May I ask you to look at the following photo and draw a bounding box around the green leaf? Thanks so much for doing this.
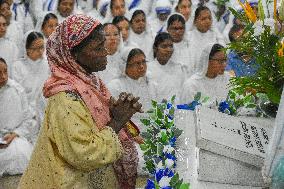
[173,127,183,138]
[170,173,179,186]
[157,107,164,119]
[157,143,164,156]
[179,183,190,189]
[171,95,176,104]
[152,100,157,108]
[161,131,168,143]
[245,103,257,108]
[194,92,201,101]
[140,144,148,151]
[140,118,151,126]
[169,107,175,116]
[201,96,210,103]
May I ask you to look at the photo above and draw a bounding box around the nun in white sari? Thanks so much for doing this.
[165,13,193,77]
[35,12,58,45]
[107,46,157,128]
[179,43,230,106]
[103,0,127,23]
[0,59,37,176]
[11,31,49,111]
[147,32,186,102]
[188,5,225,74]
[44,0,83,23]
[148,0,172,38]
[0,15,19,75]
[87,0,110,23]
[0,1,24,56]
[127,8,153,59]
[97,23,124,84]
[107,46,156,176]
[172,0,194,31]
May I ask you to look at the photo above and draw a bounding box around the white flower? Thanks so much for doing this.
[264,18,275,29]
[167,128,171,133]
[163,145,174,154]
[159,176,172,187]
[157,161,164,169]
[165,158,175,168]
[253,20,264,36]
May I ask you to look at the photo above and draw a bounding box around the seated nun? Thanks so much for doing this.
[179,43,230,107]
[0,57,37,176]
[148,32,186,102]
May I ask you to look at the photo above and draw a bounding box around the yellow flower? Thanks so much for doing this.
[237,0,257,23]
[278,43,284,57]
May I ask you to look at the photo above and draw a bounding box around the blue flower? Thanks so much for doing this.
[161,187,173,189]
[177,100,200,111]
[170,137,176,147]
[167,103,173,109]
[155,168,174,182]
[218,101,231,114]
[145,179,156,189]
[165,153,177,161]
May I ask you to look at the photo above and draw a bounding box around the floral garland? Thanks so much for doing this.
[140,96,190,189]
[227,0,284,105]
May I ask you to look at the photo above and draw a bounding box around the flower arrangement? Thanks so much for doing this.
[227,0,284,105]
[140,96,190,189]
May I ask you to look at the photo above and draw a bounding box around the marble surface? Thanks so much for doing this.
[173,110,264,189]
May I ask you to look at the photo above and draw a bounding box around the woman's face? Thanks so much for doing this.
[104,24,120,55]
[75,30,108,73]
[0,16,7,38]
[58,0,74,18]
[131,13,146,34]
[42,18,58,38]
[176,0,191,21]
[117,20,129,41]
[167,20,185,43]
[111,0,125,17]
[155,39,174,65]
[0,61,8,88]
[206,51,227,78]
[0,2,12,24]
[126,53,147,80]
[27,38,45,61]
[195,9,212,33]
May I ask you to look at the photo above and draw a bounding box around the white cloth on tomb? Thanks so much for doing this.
[10,31,50,111]
[263,89,284,185]
[187,27,225,74]
[6,20,24,57]
[0,37,19,75]
[0,79,37,176]
[179,44,230,105]
[147,58,186,102]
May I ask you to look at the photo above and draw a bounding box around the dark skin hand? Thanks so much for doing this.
[108,92,143,133]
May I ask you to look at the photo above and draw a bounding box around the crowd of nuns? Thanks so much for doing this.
[0,0,261,177]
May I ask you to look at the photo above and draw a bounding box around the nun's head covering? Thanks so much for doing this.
[155,0,172,15]
[119,45,139,75]
[35,12,58,35]
[22,30,45,61]
[97,0,110,17]
[191,43,215,80]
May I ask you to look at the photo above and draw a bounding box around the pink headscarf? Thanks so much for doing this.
[43,14,111,130]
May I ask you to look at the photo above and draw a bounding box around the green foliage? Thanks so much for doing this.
[227,7,284,105]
